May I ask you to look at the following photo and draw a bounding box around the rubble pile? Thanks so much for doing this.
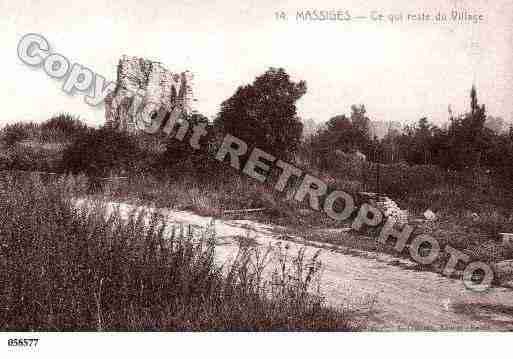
[376,196,409,226]
[359,192,409,226]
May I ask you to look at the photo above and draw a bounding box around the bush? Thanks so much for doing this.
[0,122,37,147]
[153,114,220,177]
[1,115,89,148]
[39,113,89,142]
[60,127,149,178]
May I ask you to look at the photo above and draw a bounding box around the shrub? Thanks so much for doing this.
[153,114,220,177]
[39,113,89,142]
[60,127,148,178]
[0,122,37,147]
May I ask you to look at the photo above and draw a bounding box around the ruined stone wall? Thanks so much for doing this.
[105,55,193,132]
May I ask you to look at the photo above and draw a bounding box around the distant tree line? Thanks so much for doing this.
[379,87,513,181]
[306,86,513,183]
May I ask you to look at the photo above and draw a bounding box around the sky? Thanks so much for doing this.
[1,0,512,128]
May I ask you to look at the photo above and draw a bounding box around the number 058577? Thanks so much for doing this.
[8,338,39,347]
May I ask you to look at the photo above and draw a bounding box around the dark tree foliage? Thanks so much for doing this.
[375,86,513,181]
[308,105,372,168]
[156,113,218,176]
[349,105,372,152]
[214,68,306,160]
[60,127,145,178]
[394,117,437,165]
[443,86,488,169]
[40,113,89,140]
[391,86,490,169]
[302,85,512,185]
[0,122,35,147]
[0,114,90,147]
[315,114,352,152]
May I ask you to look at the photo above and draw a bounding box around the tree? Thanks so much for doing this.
[381,125,401,163]
[323,114,353,151]
[305,105,374,169]
[416,117,433,164]
[349,104,371,152]
[156,113,215,175]
[214,68,306,159]
[445,85,487,169]
[312,105,372,154]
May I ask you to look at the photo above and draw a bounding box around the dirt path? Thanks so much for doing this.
[79,199,513,330]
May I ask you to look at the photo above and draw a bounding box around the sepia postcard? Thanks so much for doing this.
[1,0,512,356]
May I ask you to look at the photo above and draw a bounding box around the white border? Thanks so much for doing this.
[1,332,510,359]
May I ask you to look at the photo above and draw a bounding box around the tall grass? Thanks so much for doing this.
[0,173,353,331]
[95,173,352,229]
[0,114,89,147]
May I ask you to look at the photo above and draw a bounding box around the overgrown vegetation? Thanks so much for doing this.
[0,174,354,331]
[60,126,147,178]
[308,86,513,182]
[0,113,90,171]
[214,67,306,160]
[1,72,512,280]
[0,113,88,147]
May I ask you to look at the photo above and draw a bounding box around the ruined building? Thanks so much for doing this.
[105,55,194,132]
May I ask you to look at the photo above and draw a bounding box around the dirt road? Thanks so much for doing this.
[80,200,513,330]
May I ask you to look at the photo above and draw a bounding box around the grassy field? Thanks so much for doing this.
[2,117,512,293]
[99,171,513,250]
[88,170,513,289]
[0,173,356,331]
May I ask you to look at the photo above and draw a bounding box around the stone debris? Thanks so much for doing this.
[423,209,437,221]
[358,192,409,225]
[376,197,409,225]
